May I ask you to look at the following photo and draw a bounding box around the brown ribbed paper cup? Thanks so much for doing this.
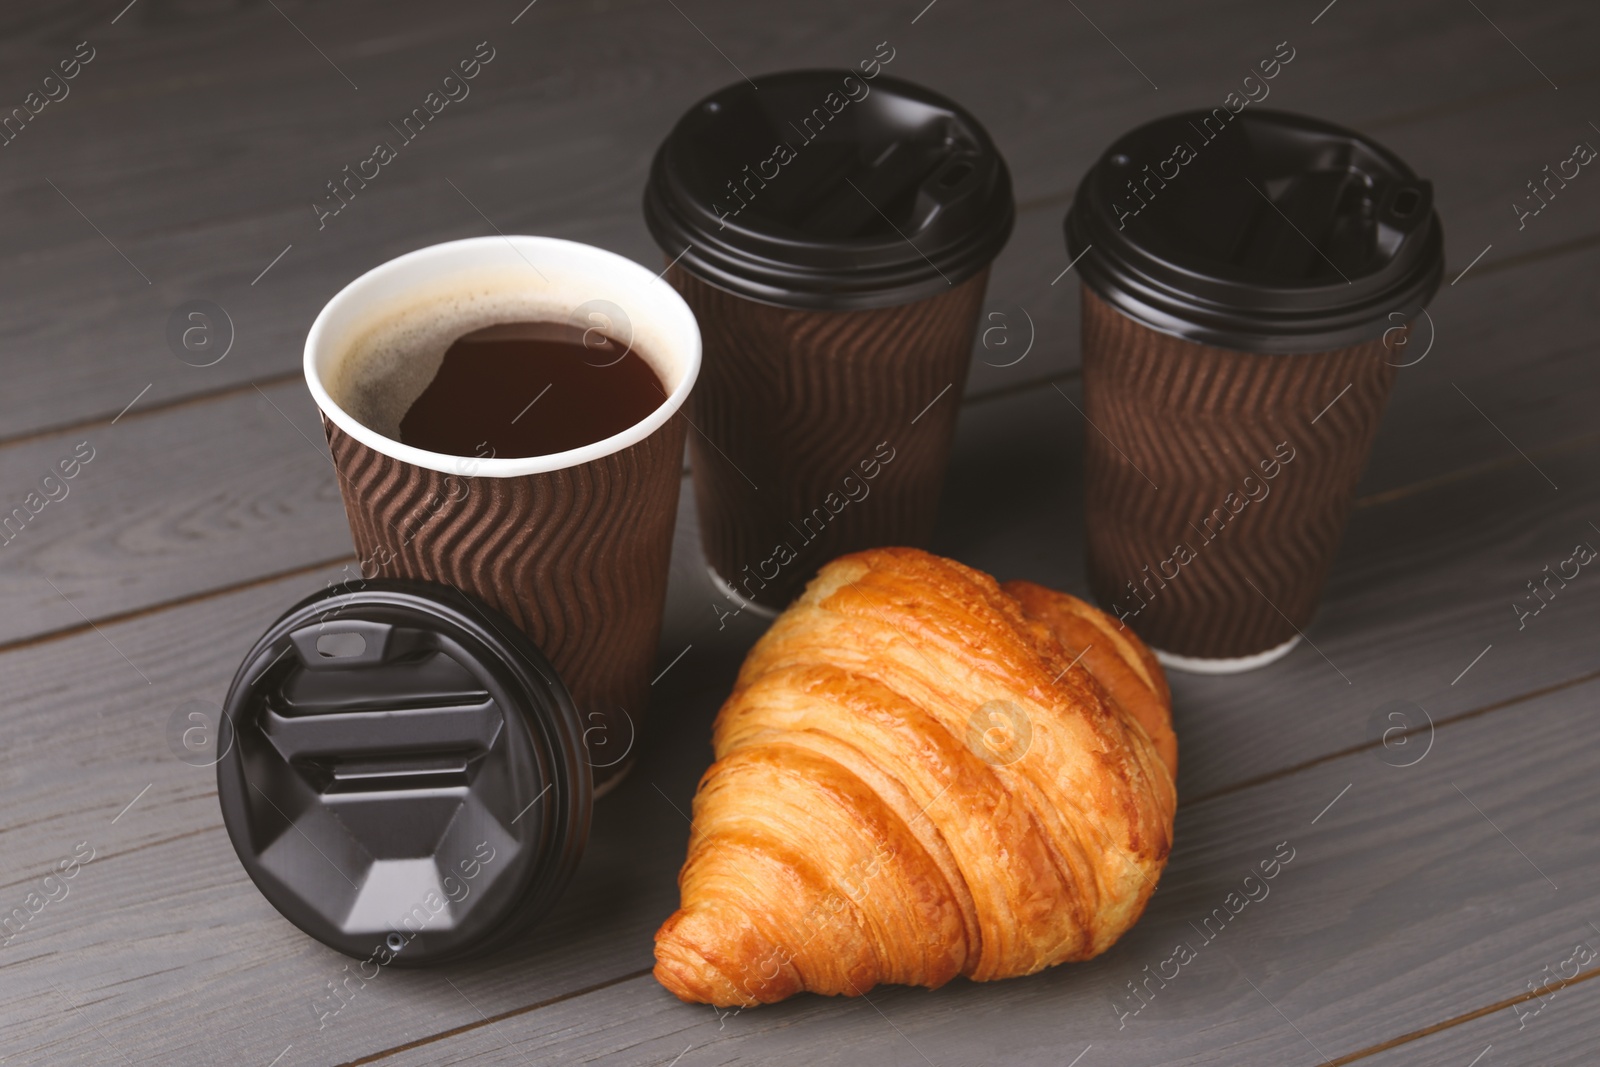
[1066,109,1444,672]
[1079,289,1397,664]
[644,71,1014,609]
[304,237,701,785]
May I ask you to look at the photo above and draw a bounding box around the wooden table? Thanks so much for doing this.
[2,0,1596,1063]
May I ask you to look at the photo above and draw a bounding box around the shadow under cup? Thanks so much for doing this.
[303,236,701,788]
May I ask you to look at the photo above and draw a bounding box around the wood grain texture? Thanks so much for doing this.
[1355,964,1600,1066]
[4,548,1595,1066]
[371,675,1600,1066]
[0,406,1595,1065]
[672,266,988,608]
[0,379,347,644]
[1353,237,1600,498]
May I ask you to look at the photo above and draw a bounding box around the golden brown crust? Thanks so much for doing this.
[653,548,1177,1006]
[1001,579,1177,778]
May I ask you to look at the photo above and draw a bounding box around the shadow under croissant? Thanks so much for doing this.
[472,639,754,967]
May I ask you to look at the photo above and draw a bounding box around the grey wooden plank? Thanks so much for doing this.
[6,0,1583,231]
[351,674,1600,1066]
[1354,242,1600,498]
[0,0,1595,437]
[0,379,349,644]
[0,562,354,876]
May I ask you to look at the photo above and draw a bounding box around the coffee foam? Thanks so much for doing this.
[324,266,682,441]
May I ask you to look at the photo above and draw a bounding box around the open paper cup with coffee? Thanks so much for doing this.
[644,69,1013,611]
[304,236,700,784]
[1064,110,1443,673]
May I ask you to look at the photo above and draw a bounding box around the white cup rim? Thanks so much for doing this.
[304,236,701,477]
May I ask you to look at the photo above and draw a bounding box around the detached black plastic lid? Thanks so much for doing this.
[1066,109,1444,352]
[645,69,1015,310]
[218,581,590,965]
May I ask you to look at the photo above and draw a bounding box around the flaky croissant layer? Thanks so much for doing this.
[654,548,1178,1006]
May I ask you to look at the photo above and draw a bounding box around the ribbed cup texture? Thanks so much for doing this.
[669,266,990,609]
[322,417,687,785]
[1080,287,1397,660]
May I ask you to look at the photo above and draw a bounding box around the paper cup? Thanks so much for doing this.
[644,71,1014,608]
[304,236,700,785]
[1065,109,1443,671]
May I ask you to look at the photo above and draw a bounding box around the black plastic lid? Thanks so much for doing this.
[217,580,590,965]
[1065,109,1444,353]
[644,69,1015,310]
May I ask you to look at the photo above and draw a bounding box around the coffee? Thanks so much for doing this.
[398,322,665,459]
[304,236,702,788]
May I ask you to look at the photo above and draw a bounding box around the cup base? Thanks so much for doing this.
[706,564,781,619]
[1154,635,1302,676]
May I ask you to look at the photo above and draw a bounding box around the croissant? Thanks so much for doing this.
[654,547,1177,1006]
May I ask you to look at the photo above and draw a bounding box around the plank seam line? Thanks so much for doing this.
[1471,228,1600,281]
[1321,962,1600,1066]
[966,368,1081,406]
[0,553,356,658]
[0,361,1060,459]
[1012,65,1600,217]
[330,967,655,1067]
[1183,665,1600,808]
[9,203,1591,459]
[327,934,1600,1065]
[1353,428,1600,510]
[8,231,1594,466]
[1,526,1592,815]
[1361,63,1600,135]
[0,826,214,896]
[52,239,1600,467]
[0,369,303,451]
